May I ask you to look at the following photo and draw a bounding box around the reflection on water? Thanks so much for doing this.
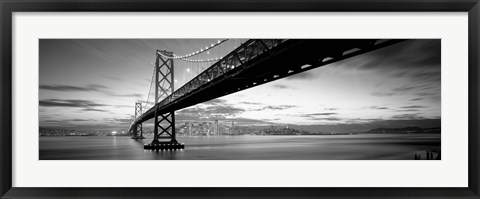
[39,134,440,160]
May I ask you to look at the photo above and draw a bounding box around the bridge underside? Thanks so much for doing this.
[132,39,405,130]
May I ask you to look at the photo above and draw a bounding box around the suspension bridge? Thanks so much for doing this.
[128,39,406,151]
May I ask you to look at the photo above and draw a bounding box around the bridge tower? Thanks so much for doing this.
[131,102,145,139]
[144,50,184,150]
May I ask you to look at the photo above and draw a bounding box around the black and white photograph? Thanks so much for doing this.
[39,39,441,160]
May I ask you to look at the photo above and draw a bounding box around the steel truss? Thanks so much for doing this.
[131,102,145,139]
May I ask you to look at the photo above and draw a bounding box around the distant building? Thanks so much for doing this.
[214,119,219,135]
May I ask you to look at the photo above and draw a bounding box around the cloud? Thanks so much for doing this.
[111,118,133,124]
[40,84,106,92]
[371,91,395,97]
[40,84,142,98]
[324,108,339,111]
[302,113,338,117]
[205,105,245,115]
[332,40,441,98]
[401,105,425,109]
[411,98,424,101]
[389,72,440,102]
[175,113,210,121]
[175,100,251,122]
[363,106,389,110]
[103,75,123,81]
[340,40,441,71]
[399,109,420,112]
[82,108,109,112]
[271,84,292,89]
[415,92,435,97]
[394,70,441,83]
[251,105,297,111]
[201,99,228,106]
[178,105,245,118]
[230,117,274,125]
[100,91,142,98]
[394,85,419,92]
[309,117,342,121]
[297,113,342,122]
[43,118,93,123]
[285,71,316,80]
[391,113,425,120]
[40,99,107,108]
[266,118,281,121]
[136,100,155,105]
[40,99,112,113]
[265,105,297,110]
[71,39,127,62]
[393,83,436,94]
[394,105,427,112]
[114,105,133,108]
[239,102,264,105]
[177,116,271,126]
[281,40,440,83]
[335,40,440,103]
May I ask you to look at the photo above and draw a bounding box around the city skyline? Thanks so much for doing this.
[39,39,441,133]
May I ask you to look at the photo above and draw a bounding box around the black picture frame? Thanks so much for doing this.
[1,0,479,198]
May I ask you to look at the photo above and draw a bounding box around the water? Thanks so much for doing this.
[39,134,440,160]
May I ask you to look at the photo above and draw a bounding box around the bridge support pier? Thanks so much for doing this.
[131,123,145,139]
[131,102,145,139]
[144,50,184,151]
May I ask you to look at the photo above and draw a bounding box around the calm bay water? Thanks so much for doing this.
[39,134,440,160]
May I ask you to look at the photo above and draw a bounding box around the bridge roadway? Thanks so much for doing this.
[131,39,406,129]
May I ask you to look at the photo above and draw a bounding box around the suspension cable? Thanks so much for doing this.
[142,63,156,112]
[159,39,228,59]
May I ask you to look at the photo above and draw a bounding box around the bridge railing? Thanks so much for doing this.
[155,39,287,109]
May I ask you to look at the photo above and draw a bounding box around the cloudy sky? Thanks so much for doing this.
[39,39,441,132]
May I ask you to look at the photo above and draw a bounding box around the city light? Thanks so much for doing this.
[112,131,117,135]
[156,39,228,62]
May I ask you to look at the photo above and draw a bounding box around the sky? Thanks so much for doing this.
[39,39,441,132]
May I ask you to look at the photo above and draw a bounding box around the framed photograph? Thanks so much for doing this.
[1,0,479,198]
